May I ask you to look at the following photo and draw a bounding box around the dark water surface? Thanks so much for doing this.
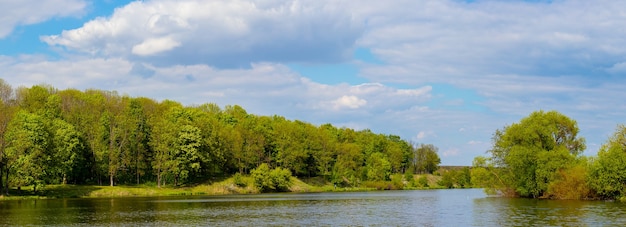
[1,189,625,226]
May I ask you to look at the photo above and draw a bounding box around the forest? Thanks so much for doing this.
[0,79,443,194]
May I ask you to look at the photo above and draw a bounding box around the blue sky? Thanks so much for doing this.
[2,0,626,165]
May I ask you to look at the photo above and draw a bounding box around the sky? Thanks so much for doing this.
[1,0,626,165]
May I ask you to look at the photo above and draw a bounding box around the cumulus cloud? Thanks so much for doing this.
[0,0,86,38]
[358,0,626,83]
[332,95,367,110]
[6,0,626,165]
[131,36,181,56]
[41,0,364,67]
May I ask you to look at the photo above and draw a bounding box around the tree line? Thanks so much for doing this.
[0,80,441,193]
[472,110,626,201]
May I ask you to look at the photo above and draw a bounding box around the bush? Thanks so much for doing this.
[418,176,429,188]
[546,164,593,199]
[251,163,293,192]
[270,167,292,192]
[233,173,246,187]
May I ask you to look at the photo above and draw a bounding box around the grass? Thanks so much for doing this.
[0,174,449,200]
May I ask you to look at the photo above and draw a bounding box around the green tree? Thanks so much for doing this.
[414,144,441,174]
[172,124,203,186]
[4,111,51,193]
[332,143,363,186]
[50,119,84,184]
[366,152,391,181]
[588,125,626,200]
[0,80,16,194]
[487,110,585,198]
[149,111,176,188]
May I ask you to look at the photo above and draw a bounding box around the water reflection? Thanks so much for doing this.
[473,196,626,226]
[1,189,626,226]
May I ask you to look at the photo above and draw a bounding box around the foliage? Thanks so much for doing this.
[413,144,441,174]
[0,83,426,193]
[545,161,593,200]
[251,163,293,192]
[483,110,586,198]
[438,167,472,189]
[417,176,429,188]
[233,172,246,187]
[366,152,391,181]
[588,125,626,199]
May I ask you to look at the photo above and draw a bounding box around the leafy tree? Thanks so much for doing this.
[456,167,472,188]
[4,111,51,193]
[149,111,176,188]
[50,119,84,184]
[122,98,152,184]
[471,156,508,195]
[414,144,441,174]
[172,124,203,186]
[438,170,455,188]
[588,125,626,200]
[487,110,585,198]
[0,80,16,194]
[332,143,364,187]
[366,152,391,181]
[314,124,338,179]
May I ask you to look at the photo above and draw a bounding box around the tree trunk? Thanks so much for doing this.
[0,163,3,194]
[136,158,140,185]
[110,174,114,187]
[157,168,161,188]
[4,167,9,195]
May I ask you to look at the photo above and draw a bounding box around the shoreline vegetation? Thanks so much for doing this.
[3,82,626,202]
[0,174,454,200]
[0,81,444,201]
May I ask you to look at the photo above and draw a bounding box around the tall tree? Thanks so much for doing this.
[588,125,626,199]
[4,111,51,193]
[414,144,441,174]
[487,110,585,198]
[50,119,84,184]
[366,152,391,181]
[0,79,15,194]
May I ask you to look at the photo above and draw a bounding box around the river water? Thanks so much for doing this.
[1,189,625,226]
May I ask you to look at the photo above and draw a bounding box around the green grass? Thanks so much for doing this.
[0,174,448,200]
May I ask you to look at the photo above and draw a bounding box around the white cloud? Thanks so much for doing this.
[0,0,86,38]
[132,36,181,56]
[332,95,367,110]
[0,55,431,125]
[357,0,626,84]
[7,0,626,166]
[41,0,364,67]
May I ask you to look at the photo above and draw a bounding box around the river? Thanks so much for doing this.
[1,189,625,226]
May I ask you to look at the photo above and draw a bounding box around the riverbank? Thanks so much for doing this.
[0,174,446,200]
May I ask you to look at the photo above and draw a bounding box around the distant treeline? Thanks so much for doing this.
[0,80,441,193]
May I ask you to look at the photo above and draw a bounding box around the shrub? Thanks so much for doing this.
[418,176,429,188]
[251,164,293,192]
[270,167,292,192]
[233,173,246,187]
